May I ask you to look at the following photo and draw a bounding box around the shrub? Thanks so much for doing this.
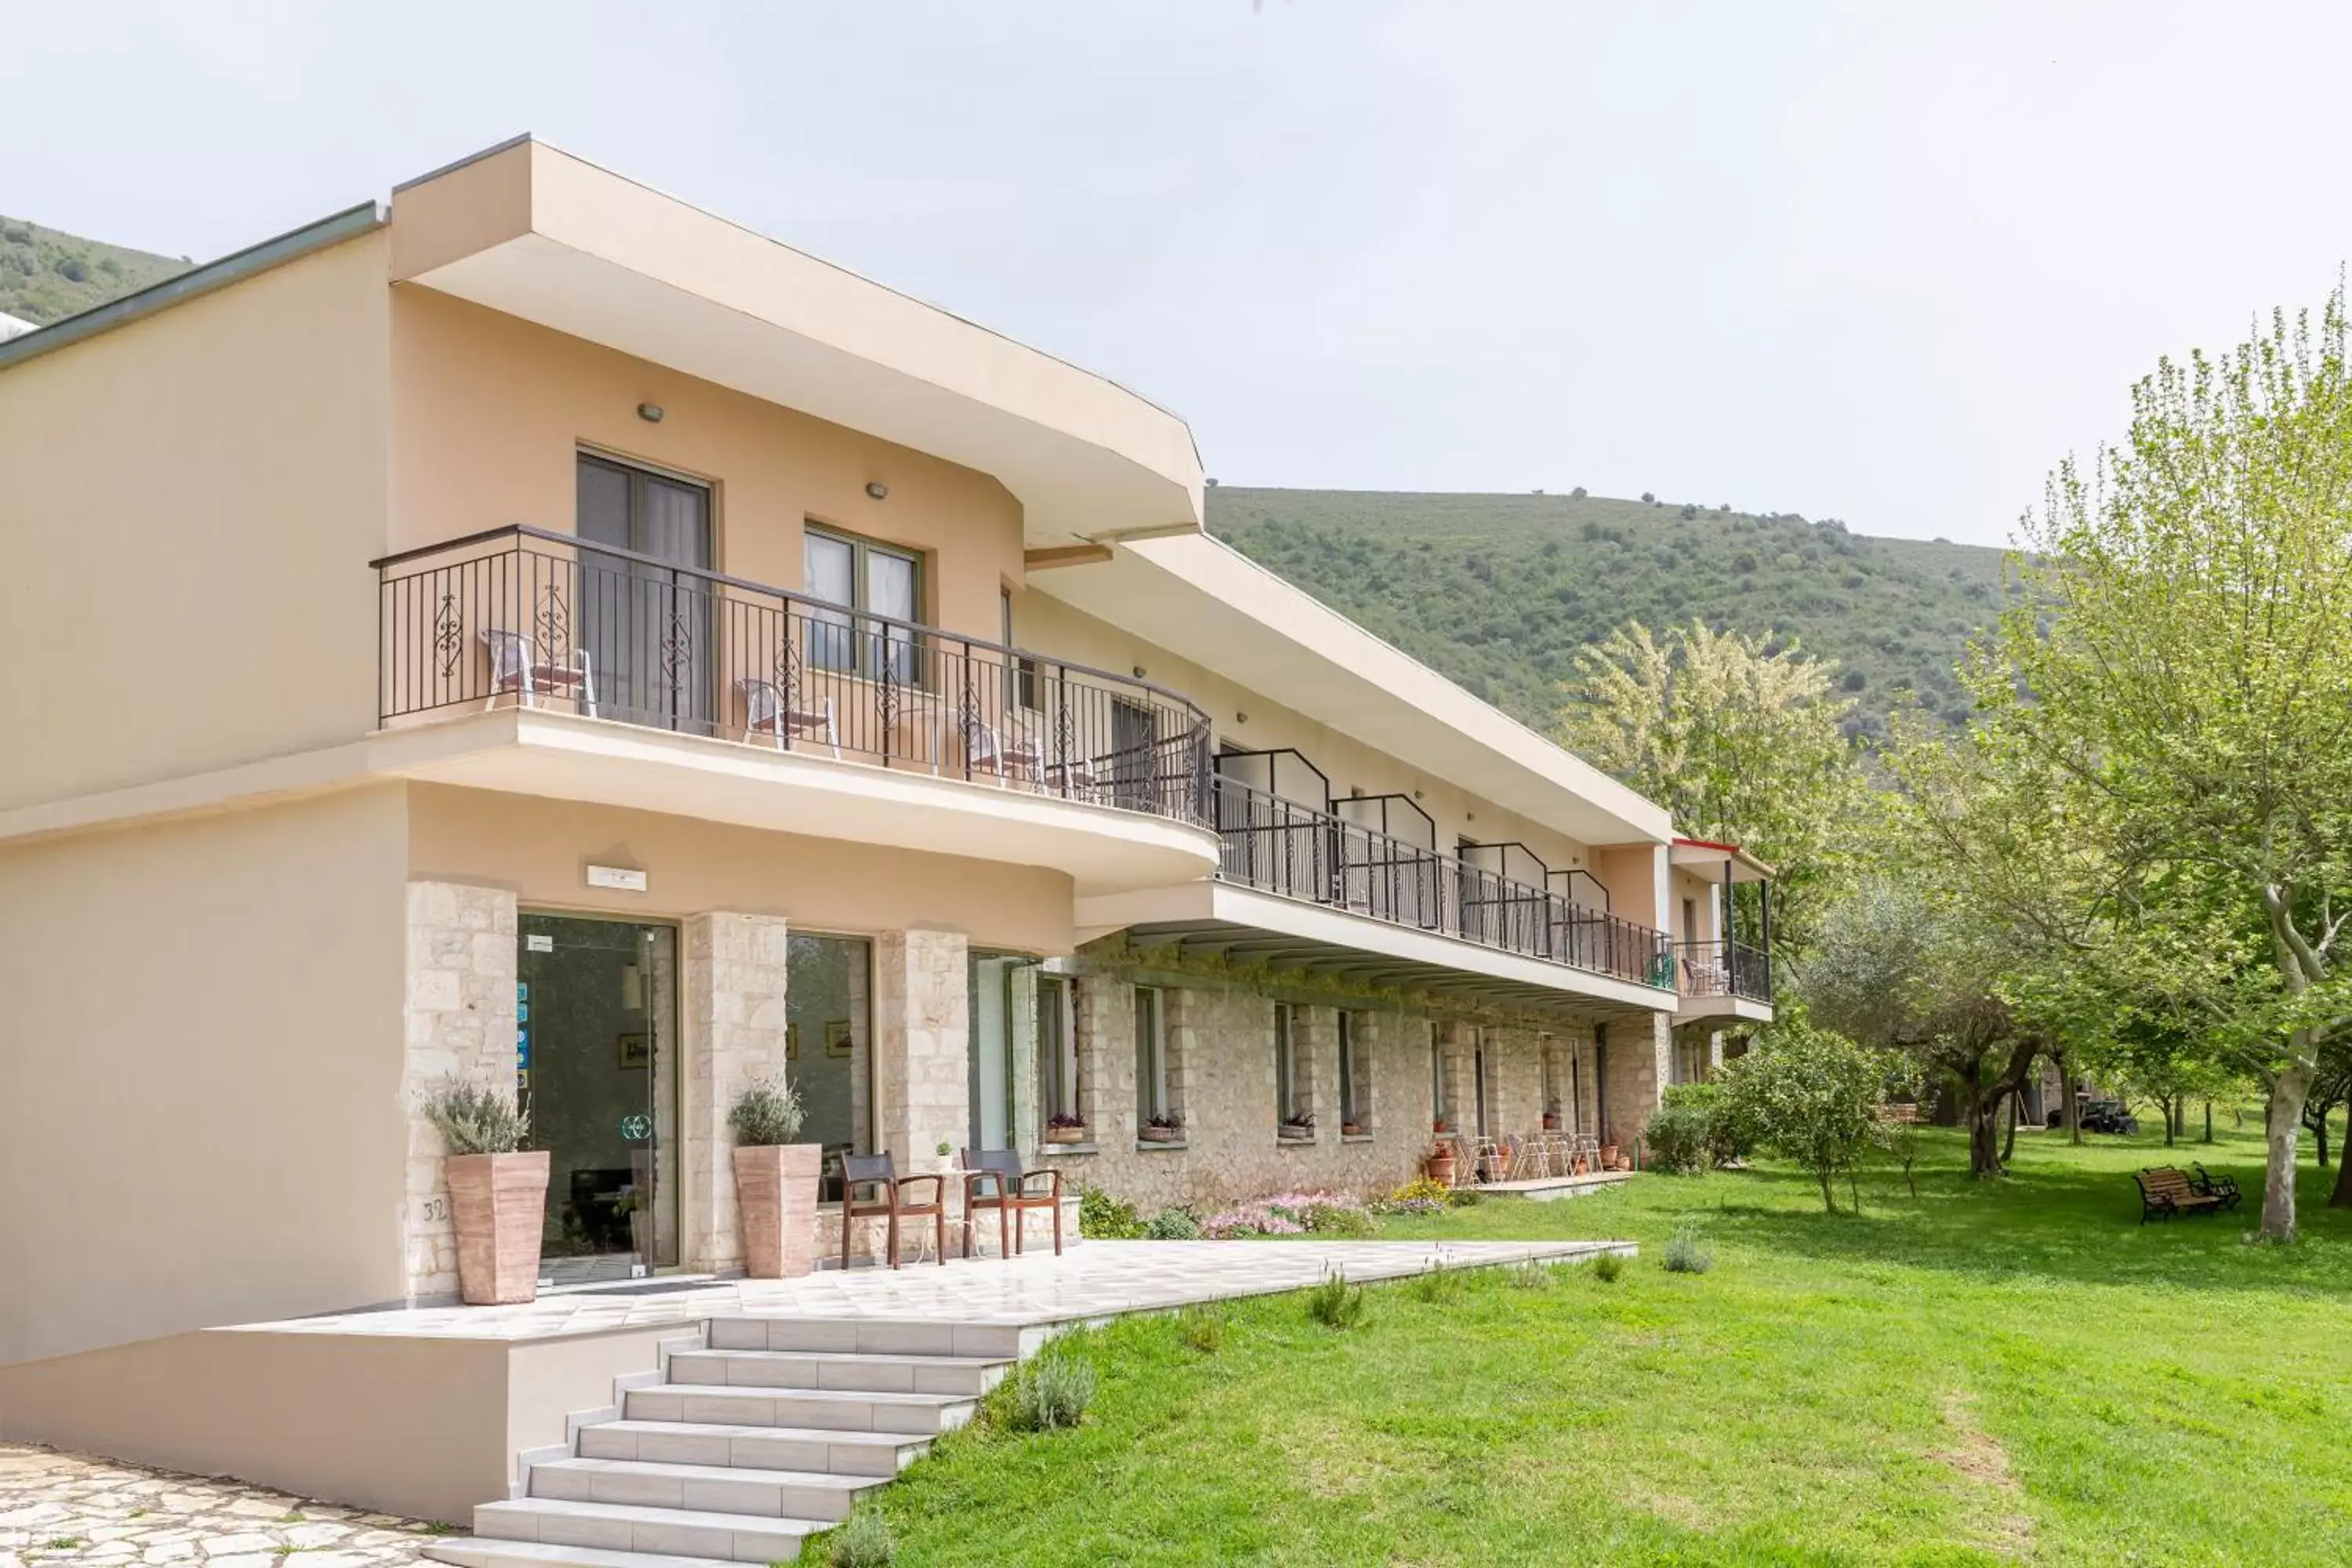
[726,1073,804,1147]
[1408,1265,1465,1305]
[1013,1355,1095,1431]
[826,1510,895,1568]
[1444,1185,1483,1208]
[1508,1259,1554,1291]
[1305,1202,1376,1239]
[1591,1251,1625,1283]
[1203,1189,1363,1238]
[1305,1269,1366,1329]
[1078,1185,1143,1240]
[1641,491,1657,503]
[1177,1305,1225,1353]
[1662,1228,1714,1275]
[422,1079,528,1156]
[1143,1206,1200,1240]
[1642,1102,1714,1175]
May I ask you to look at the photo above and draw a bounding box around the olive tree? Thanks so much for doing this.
[1718,1009,1888,1212]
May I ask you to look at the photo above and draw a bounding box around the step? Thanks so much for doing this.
[579,1419,930,1478]
[530,1456,877,1523]
[475,1497,822,1566]
[626,1381,978,1436]
[667,1347,1011,1396]
[706,1316,1030,1359]
[424,1536,740,1568]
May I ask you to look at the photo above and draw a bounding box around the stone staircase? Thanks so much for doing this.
[424,1315,1032,1568]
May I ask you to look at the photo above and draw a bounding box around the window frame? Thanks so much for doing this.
[804,522,924,682]
[1337,1011,1364,1131]
[1275,1002,1300,1125]
[1134,985,1168,1126]
[1000,586,1040,712]
[1038,974,1080,1127]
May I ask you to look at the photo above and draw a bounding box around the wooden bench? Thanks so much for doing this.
[1874,1103,1924,1125]
[2136,1166,2224,1224]
[2190,1162,2243,1211]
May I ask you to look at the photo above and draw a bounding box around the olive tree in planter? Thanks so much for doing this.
[423,1080,546,1306]
[729,1074,820,1279]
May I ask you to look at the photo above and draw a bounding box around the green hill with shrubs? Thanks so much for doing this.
[1205,486,2016,742]
[0,214,188,327]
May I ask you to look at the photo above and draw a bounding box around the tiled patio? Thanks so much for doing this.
[228,1238,1632,1342]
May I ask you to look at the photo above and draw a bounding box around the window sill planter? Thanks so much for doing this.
[1045,1125,1088,1145]
[732,1142,822,1279]
[1340,1122,1365,1138]
[1139,1123,1184,1144]
[446,1149,550,1306]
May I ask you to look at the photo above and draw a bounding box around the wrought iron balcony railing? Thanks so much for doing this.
[374,525,1214,827]
[1675,938,1772,1002]
[1214,775,1675,989]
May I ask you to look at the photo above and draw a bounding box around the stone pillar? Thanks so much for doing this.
[1291,1007,1335,1146]
[1603,1012,1673,1146]
[1164,986,1208,1136]
[401,880,518,1301]
[873,928,971,1171]
[681,913,793,1275]
[1008,962,1040,1157]
[1076,972,1127,1142]
[1388,1012,1434,1142]
[1438,1020,1476,1135]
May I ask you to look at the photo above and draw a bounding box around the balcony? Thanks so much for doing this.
[368,526,1220,892]
[1209,775,1674,992]
[1675,938,1771,1004]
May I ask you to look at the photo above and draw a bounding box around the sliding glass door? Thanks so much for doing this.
[577,453,714,734]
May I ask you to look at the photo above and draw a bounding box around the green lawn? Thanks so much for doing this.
[857,1124,2351,1566]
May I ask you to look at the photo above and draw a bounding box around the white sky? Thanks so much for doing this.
[8,1,2350,548]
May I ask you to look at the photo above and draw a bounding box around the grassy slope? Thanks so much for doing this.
[0,216,187,327]
[866,1126,2350,1566]
[1206,487,2020,742]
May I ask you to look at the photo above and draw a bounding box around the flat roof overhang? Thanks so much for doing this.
[1033,533,1674,848]
[1674,994,1775,1026]
[1671,837,1773,882]
[1077,880,1676,1020]
[388,138,1203,550]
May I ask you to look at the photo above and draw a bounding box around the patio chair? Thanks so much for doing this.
[482,627,595,716]
[959,1147,1064,1258]
[737,675,840,757]
[965,719,1044,787]
[839,1152,947,1269]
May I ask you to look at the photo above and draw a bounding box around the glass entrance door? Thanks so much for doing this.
[518,913,679,1282]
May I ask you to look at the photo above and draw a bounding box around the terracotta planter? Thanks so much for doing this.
[733,1142,822,1279]
[1341,1123,1363,1138]
[1141,1124,1181,1143]
[1426,1151,1457,1187]
[1046,1125,1085,1145]
[445,1150,549,1306]
[1542,1115,1560,1131]
[1600,1144,1619,1169]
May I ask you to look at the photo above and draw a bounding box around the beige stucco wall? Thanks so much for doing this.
[0,786,412,1368]
[389,287,1026,643]
[1015,590,1662,906]
[0,229,390,811]
[404,783,1072,955]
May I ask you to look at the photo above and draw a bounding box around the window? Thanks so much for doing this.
[804,525,921,682]
[1134,986,1168,1127]
[1682,895,1698,941]
[1274,1003,1301,1124]
[786,934,872,1203]
[1338,1012,1365,1132]
[1000,587,1039,711]
[1431,1040,1446,1131]
[1037,975,1080,1129]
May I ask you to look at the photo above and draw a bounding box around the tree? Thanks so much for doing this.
[1993,292,2352,1240]
[1718,1009,1887,1212]
[1558,619,1864,955]
[2305,1056,2351,1169]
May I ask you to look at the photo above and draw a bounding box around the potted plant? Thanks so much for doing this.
[423,1079,546,1306]
[1341,1118,1364,1137]
[729,1073,820,1279]
[1433,1116,1450,1135]
[1141,1112,1183,1143]
[1541,1103,1561,1131]
[1046,1112,1087,1145]
[1425,1142,1457,1186]
[1600,1127,1621,1170]
[1279,1111,1316,1142]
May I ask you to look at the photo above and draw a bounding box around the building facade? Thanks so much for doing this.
[0,139,1769,1391]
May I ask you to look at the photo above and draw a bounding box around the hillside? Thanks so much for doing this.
[0,215,187,327]
[1204,487,2016,742]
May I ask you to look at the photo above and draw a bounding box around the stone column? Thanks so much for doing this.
[1008,962,1041,1157]
[1438,1020,1476,1135]
[401,880,518,1301]
[1602,1012,1673,1146]
[1291,1007,1335,1145]
[873,928,971,1171]
[1077,973,1127,1143]
[681,913,793,1275]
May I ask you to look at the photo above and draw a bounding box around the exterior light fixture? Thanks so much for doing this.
[1132,666,1147,679]
[637,402,663,423]
[866,481,889,500]
[1235,711,1248,724]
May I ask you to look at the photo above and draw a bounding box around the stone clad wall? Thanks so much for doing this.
[1602,1012,1673,1146]
[400,880,519,1300]
[873,927,971,1171]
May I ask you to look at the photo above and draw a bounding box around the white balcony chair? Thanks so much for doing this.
[965,720,1044,787]
[738,676,840,757]
[482,627,595,717]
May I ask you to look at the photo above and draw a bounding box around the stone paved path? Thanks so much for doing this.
[0,1446,442,1568]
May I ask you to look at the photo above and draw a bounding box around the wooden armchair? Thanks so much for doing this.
[839,1152,946,1269]
[958,1147,1064,1258]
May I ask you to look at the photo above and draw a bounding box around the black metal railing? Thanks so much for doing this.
[375,525,1214,827]
[1675,938,1771,1002]
[1214,776,1674,989]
